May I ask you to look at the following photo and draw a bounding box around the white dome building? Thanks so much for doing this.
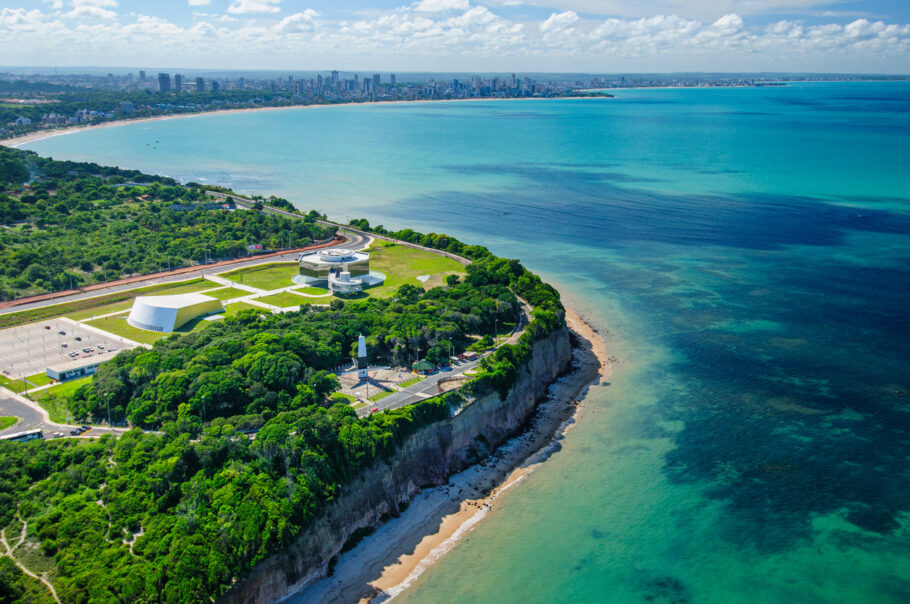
[127,293,223,332]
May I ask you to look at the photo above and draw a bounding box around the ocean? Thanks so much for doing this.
[22,82,910,603]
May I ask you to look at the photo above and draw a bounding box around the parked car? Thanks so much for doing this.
[82,348,90,353]
[58,331,66,335]
[52,432,64,438]
[371,407,380,413]
[68,352,77,358]
[44,325,51,330]
[74,337,82,342]
[61,343,67,348]
[97,344,105,350]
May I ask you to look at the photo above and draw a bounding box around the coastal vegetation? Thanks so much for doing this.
[0,151,566,602]
[0,146,334,300]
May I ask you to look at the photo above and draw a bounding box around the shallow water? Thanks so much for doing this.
[24,82,910,602]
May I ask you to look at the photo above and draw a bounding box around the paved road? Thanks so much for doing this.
[363,358,484,414]
[0,393,125,440]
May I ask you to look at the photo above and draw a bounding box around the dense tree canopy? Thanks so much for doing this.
[0,147,333,299]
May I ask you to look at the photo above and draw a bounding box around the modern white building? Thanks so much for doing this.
[127,293,223,332]
[46,356,110,382]
[295,248,385,294]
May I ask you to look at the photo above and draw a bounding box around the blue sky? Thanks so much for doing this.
[1,0,909,72]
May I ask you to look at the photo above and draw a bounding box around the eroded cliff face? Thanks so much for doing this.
[221,326,572,604]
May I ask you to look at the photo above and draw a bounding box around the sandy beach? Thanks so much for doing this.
[294,307,610,603]
[0,96,611,149]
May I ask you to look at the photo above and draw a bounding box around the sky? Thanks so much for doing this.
[1,0,909,73]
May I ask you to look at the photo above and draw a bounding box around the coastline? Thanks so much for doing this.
[293,307,609,603]
[0,96,612,149]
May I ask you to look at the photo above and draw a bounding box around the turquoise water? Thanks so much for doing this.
[24,82,910,603]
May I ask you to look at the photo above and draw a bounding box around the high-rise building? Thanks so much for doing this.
[330,70,339,87]
[139,70,146,81]
[157,73,171,92]
[174,74,184,92]
[390,74,396,86]
[195,77,204,92]
[211,80,220,92]
[372,73,381,89]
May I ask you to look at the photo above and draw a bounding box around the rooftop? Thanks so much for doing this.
[47,355,111,374]
[133,293,219,309]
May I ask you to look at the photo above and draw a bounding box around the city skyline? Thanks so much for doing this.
[1,0,909,73]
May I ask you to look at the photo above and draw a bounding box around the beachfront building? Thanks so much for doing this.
[295,248,385,295]
[127,293,223,332]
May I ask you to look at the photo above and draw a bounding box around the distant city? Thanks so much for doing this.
[1,69,907,140]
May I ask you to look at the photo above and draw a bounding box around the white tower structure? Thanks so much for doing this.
[357,334,368,380]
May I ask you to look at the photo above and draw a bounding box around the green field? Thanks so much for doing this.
[0,374,29,393]
[0,278,215,328]
[398,376,423,388]
[330,392,356,404]
[224,301,270,318]
[255,291,308,308]
[0,416,17,430]
[202,286,252,301]
[368,389,394,402]
[66,299,135,321]
[85,314,166,346]
[219,263,300,291]
[29,376,92,423]
[364,244,466,298]
[293,286,331,296]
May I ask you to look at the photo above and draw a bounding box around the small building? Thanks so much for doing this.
[412,360,436,375]
[127,293,223,332]
[47,356,110,382]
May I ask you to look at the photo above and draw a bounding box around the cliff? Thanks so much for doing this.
[221,325,572,604]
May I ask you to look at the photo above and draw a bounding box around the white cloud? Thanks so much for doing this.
[1,5,908,72]
[413,0,470,13]
[188,0,212,6]
[227,0,281,14]
[275,9,319,33]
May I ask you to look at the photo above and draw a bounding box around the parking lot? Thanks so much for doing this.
[0,318,135,382]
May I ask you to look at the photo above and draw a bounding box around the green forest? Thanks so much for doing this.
[0,153,566,602]
[0,146,334,299]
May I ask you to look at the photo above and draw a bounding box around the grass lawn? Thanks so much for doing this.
[0,416,17,430]
[219,263,300,291]
[364,244,466,298]
[255,291,308,308]
[0,277,214,329]
[29,376,92,423]
[330,392,356,404]
[202,287,252,301]
[368,389,394,402]
[224,301,271,318]
[67,299,135,321]
[0,374,29,393]
[293,286,330,296]
[398,376,423,388]
[85,314,166,346]
[25,372,53,387]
